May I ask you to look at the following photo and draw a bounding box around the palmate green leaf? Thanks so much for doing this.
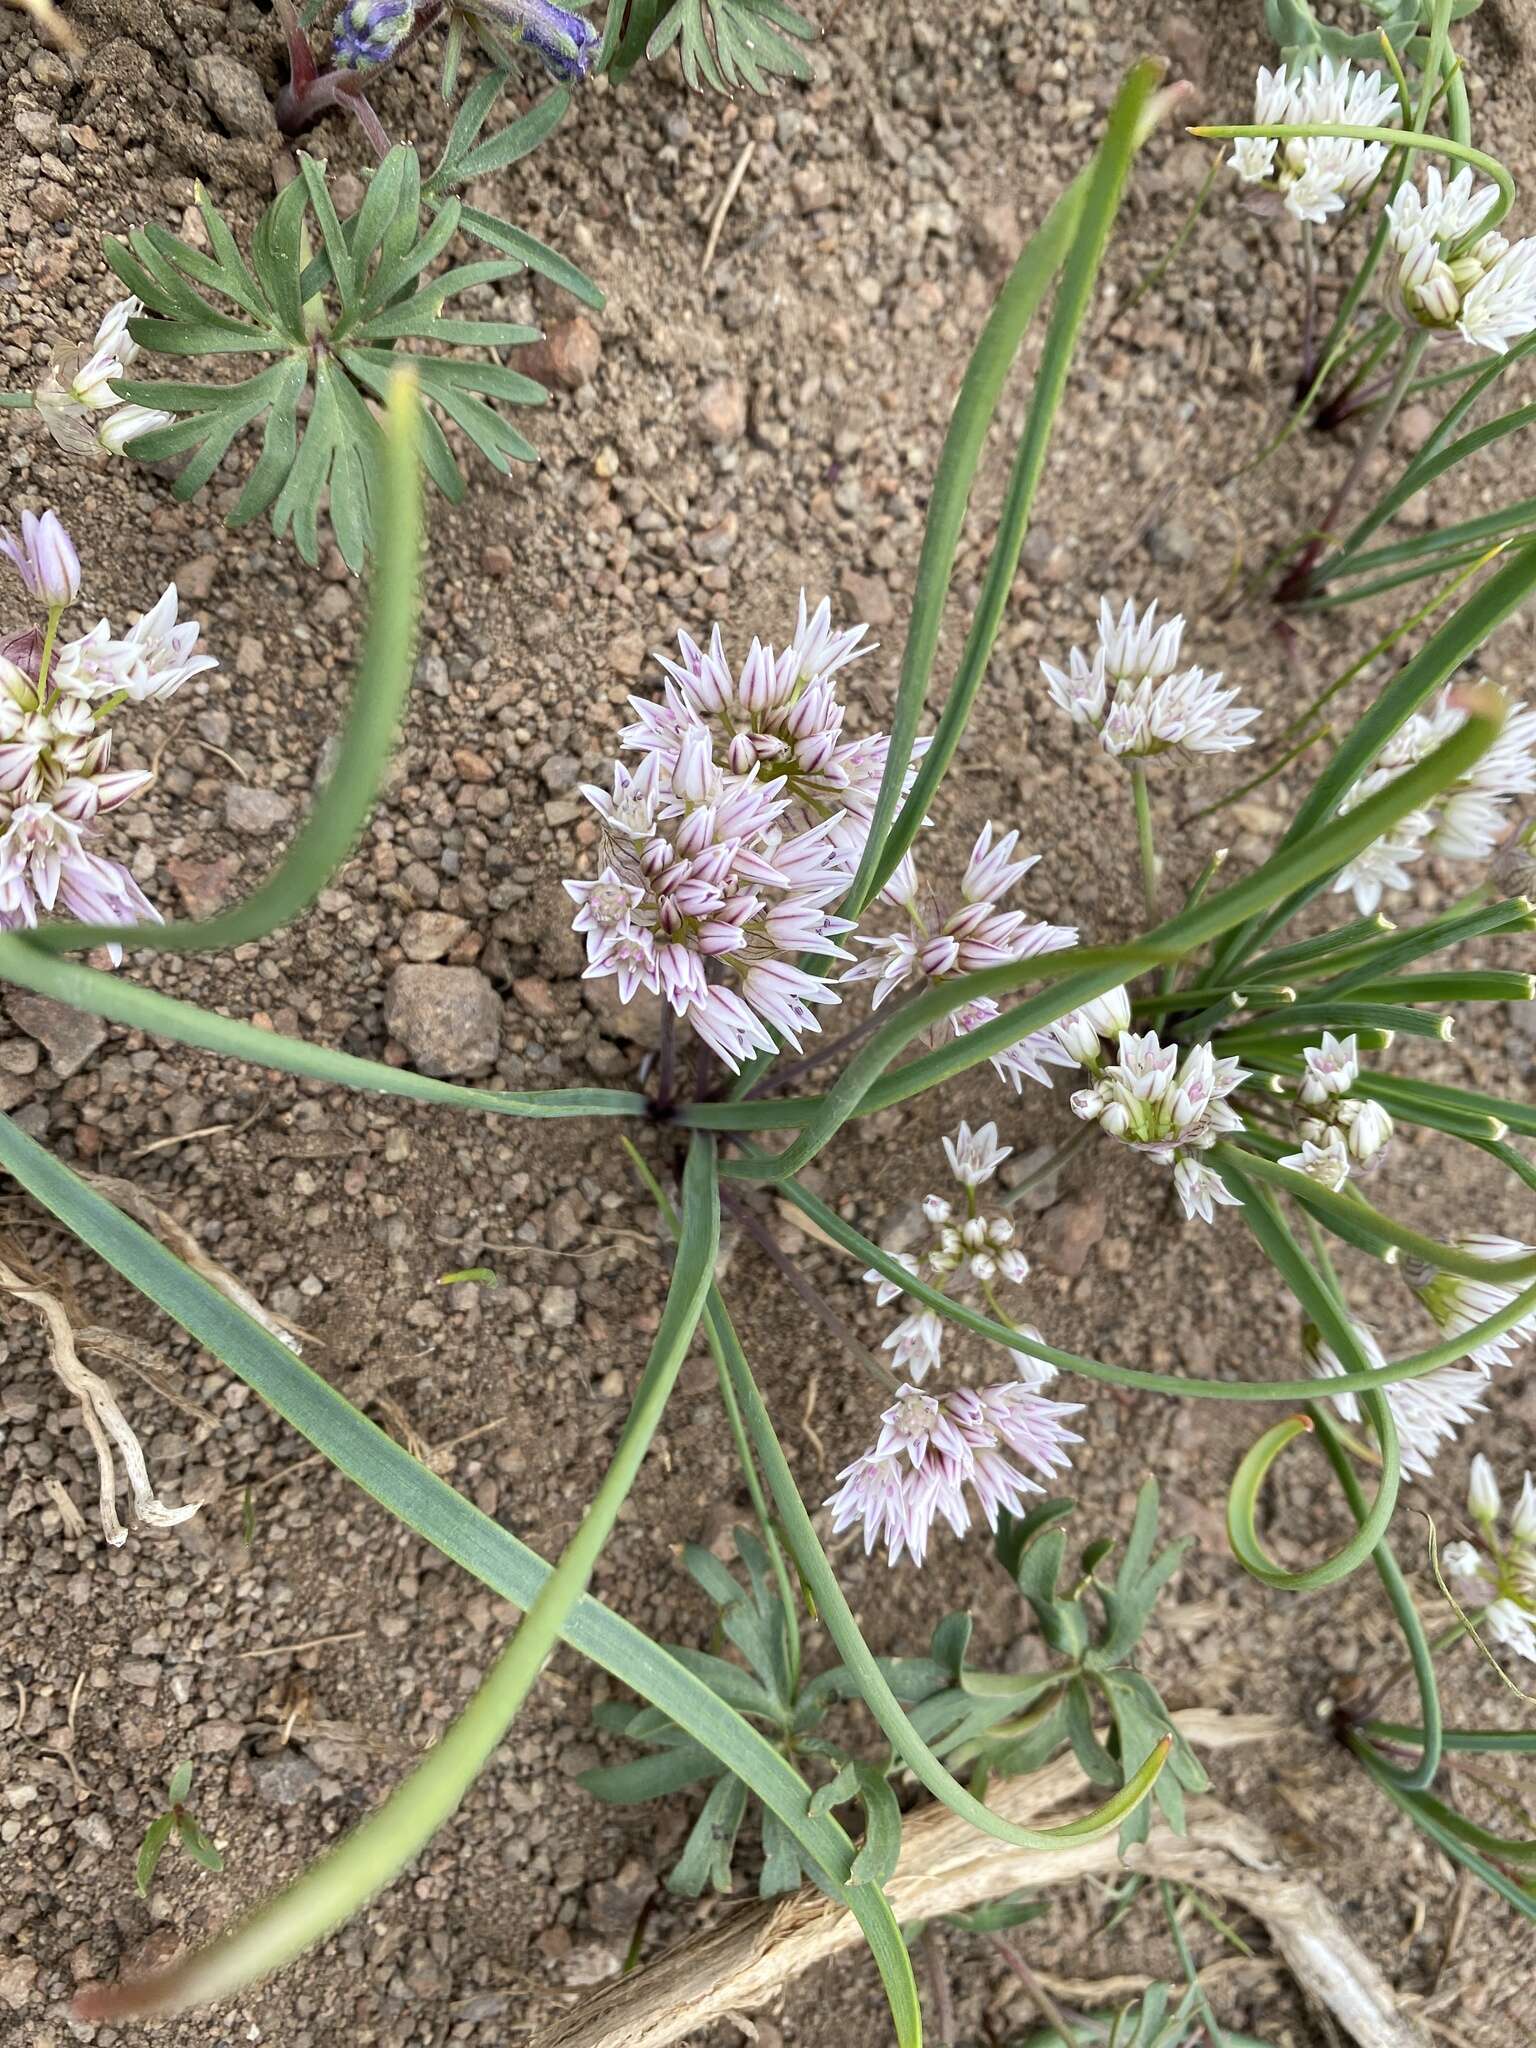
[105,142,590,566]
[646,0,815,93]
[5,1127,917,2047]
[858,57,1166,910]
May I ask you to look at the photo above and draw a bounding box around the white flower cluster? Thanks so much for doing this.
[0,510,216,957]
[1069,1019,1249,1224]
[1305,1319,1487,1481]
[1277,1032,1393,1189]
[1443,1455,1536,1665]
[1387,169,1536,355]
[860,1120,1033,1384]
[34,299,172,460]
[1334,685,1536,914]
[828,1123,1082,1568]
[1228,56,1399,225]
[1041,597,1260,765]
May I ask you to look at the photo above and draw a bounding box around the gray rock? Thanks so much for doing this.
[3,992,107,1078]
[188,54,273,139]
[224,785,294,835]
[249,1751,322,1807]
[386,966,502,1078]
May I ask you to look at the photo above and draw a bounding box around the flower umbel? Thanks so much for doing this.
[1070,1028,1248,1223]
[1228,56,1400,225]
[861,1121,1042,1387]
[1333,685,1536,913]
[826,1379,1082,1568]
[1386,169,1536,354]
[1041,597,1259,764]
[0,512,218,960]
[1287,1031,1394,1174]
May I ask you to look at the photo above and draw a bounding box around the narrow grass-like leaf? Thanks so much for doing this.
[71,1130,719,2018]
[26,374,422,958]
[862,58,1164,906]
[0,1120,911,2038]
[0,937,646,1122]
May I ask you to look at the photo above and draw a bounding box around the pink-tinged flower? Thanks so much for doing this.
[1279,1129,1353,1191]
[114,584,219,701]
[617,595,902,875]
[1334,686,1536,911]
[942,1119,1010,1188]
[1403,1236,1536,1373]
[1173,1154,1241,1224]
[564,867,646,962]
[0,804,159,964]
[1,511,80,610]
[1305,1320,1485,1480]
[825,1378,1082,1568]
[1042,597,1258,764]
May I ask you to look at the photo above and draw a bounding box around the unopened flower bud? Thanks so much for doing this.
[1,510,80,609]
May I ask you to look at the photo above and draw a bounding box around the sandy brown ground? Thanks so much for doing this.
[1,0,1533,2043]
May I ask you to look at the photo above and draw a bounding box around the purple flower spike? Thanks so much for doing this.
[332,0,416,67]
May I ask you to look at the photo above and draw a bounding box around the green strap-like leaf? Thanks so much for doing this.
[71,1128,717,2018]
[10,1119,915,2043]
[861,56,1165,907]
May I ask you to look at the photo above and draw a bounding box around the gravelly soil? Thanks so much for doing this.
[1,1,1534,2043]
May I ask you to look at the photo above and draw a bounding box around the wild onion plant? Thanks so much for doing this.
[1,46,1532,2046]
[1201,0,1536,614]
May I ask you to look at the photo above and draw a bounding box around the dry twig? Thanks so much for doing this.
[532,1712,1429,2048]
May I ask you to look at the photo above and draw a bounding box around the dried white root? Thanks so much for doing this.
[79,1169,306,1356]
[0,1256,200,1547]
